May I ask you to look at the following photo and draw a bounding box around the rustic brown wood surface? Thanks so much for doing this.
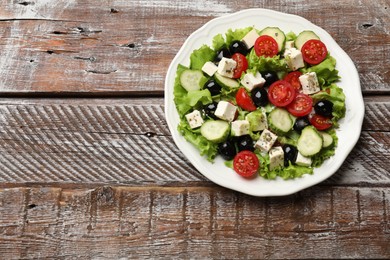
[0,0,389,259]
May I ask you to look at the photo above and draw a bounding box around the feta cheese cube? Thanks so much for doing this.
[202,61,218,77]
[255,129,278,152]
[269,146,284,170]
[214,101,237,122]
[299,72,321,94]
[217,57,237,78]
[241,71,266,92]
[242,29,260,49]
[185,110,204,129]
[284,47,305,71]
[295,151,312,167]
[231,120,250,137]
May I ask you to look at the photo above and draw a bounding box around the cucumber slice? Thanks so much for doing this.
[268,108,294,135]
[320,131,334,148]
[297,126,323,156]
[200,120,230,143]
[294,30,320,50]
[214,72,240,89]
[259,27,286,52]
[180,69,207,92]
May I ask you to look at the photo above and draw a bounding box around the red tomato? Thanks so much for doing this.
[231,53,248,79]
[284,71,302,92]
[235,88,257,111]
[286,93,313,117]
[301,39,328,65]
[233,150,259,178]
[310,114,332,130]
[267,80,296,107]
[254,35,279,57]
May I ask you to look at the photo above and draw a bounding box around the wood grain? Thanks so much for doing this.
[0,0,389,95]
[0,97,389,186]
[0,186,388,259]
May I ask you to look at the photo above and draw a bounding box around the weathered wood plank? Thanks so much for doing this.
[0,186,388,259]
[0,97,389,186]
[0,0,388,94]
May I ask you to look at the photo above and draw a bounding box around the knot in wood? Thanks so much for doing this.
[91,186,116,206]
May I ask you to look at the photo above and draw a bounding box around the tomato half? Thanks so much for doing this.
[235,87,257,111]
[254,35,279,57]
[267,80,296,107]
[310,114,332,130]
[284,71,302,92]
[286,93,313,117]
[231,53,248,79]
[301,39,328,65]
[233,150,259,178]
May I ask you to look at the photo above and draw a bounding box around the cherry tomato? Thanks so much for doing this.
[301,39,328,65]
[284,71,302,92]
[233,150,259,178]
[235,87,257,111]
[310,114,332,130]
[286,93,313,117]
[231,53,248,79]
[254,35,279,57]
[267,80,296,107]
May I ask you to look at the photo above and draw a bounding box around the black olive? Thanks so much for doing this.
[294,117,310,133]
[204,79,222,96]
[214,47,231,62]
[203,102,218,119]
[314,100,333,117]
[262,71,279,88]
[218,140,237,160]
[251,87,268,107]
[283,144,298,167]
[229,40,249,55]
[236,135,254,152]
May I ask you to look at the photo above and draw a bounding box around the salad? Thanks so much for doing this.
[173,26,346,180]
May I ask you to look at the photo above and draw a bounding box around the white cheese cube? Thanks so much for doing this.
[214,101,237,122]
[284,47,305,71]
[242,29,260,49]
[299,72,321,94]
[202,61,218,77]
[295,151,312,167]
[255,129,278,152]
[269,146,284,170]
[241,71,266,92]
[217,57,237,78]
[231,120,250,137]
[185,110,204,129]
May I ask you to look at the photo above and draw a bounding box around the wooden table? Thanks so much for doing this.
[0,1,389,258]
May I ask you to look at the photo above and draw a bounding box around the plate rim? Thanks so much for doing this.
[164,8,365,196]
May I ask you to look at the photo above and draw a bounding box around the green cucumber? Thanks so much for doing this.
[259,27,286,52]
[294,30,320,50]
[200,120,230,143]
[297,126,323,156]
[320,131,334,148]
[268,108,294,135]
[180,69,207,92]
[214,72,239,89]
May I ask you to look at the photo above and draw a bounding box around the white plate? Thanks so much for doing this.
[164,8,364,196]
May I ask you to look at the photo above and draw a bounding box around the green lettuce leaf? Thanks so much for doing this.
[301,55,340,86]
[212,33,225,51]
[285,31,297,42]
[225,27,253,48]
[177,119,218,162]
[312,84,346,123]
[247,48,288,74]
[190,45,216,70]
